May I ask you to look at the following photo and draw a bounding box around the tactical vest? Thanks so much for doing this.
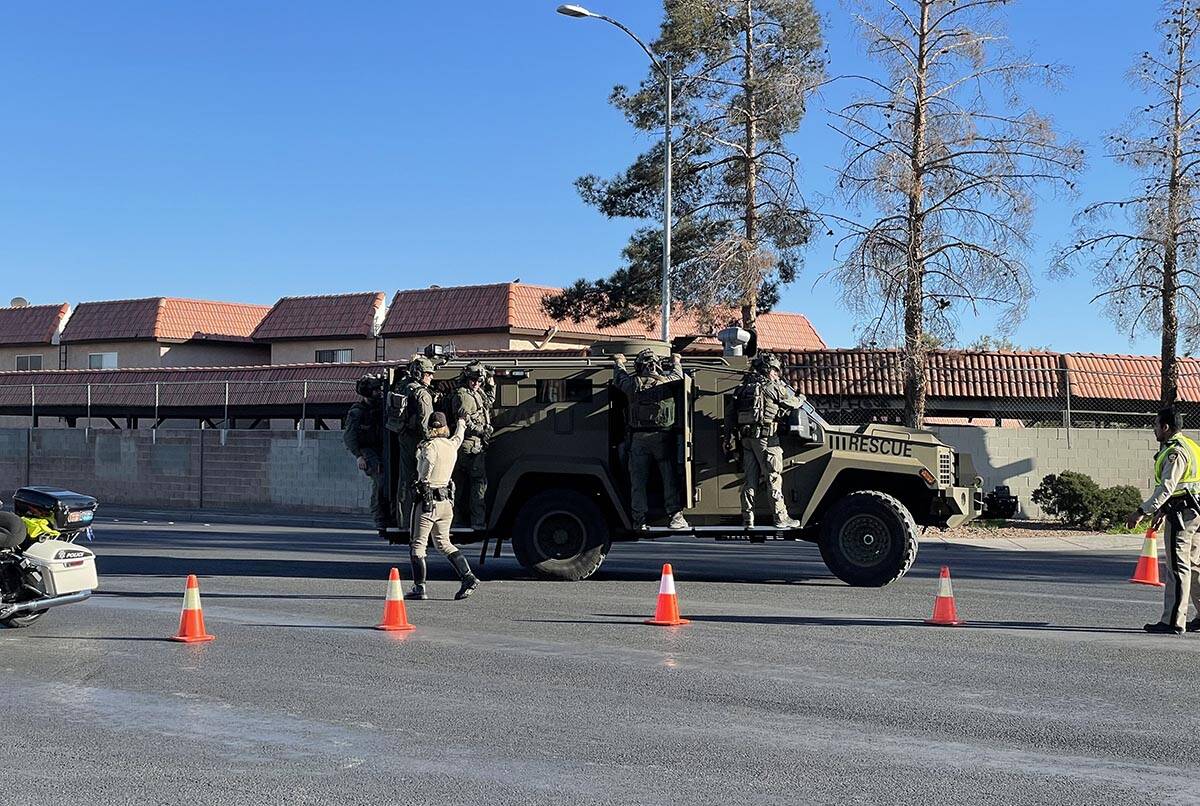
[734,376,769,427]
[1155,433,1200,495]
[629,375,676,429]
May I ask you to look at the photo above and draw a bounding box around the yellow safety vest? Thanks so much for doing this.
[20,516,60,540]
[1154,433,1200,495]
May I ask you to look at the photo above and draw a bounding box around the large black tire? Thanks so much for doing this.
[818,491,918,587]
[511,490,608,581]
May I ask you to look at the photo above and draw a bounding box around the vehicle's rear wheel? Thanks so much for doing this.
[512,490,608,581]
[1,565,48,629]
[818,491,918,587]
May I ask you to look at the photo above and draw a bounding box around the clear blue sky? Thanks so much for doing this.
[0,1,1166,353]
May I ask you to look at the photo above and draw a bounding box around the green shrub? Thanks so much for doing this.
[1032,472,1142,530]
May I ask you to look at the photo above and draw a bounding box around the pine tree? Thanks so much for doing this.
[544,0,824,333]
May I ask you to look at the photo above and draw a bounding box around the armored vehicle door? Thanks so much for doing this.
[677,372,695,509]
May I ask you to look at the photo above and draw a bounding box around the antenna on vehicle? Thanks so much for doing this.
[9,296,28,308]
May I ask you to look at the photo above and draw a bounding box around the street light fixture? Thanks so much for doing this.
[556,4,674,344]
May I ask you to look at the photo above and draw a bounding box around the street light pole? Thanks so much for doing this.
[557,4,674,343]
[661,55,672,344]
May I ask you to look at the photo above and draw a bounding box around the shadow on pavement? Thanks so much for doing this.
[684,613,1140,634]
[91,525,1144,587]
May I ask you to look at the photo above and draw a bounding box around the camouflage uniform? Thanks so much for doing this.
[396,357,435,531]
[450,362,496,530]
[343,376,398,540]
[730,354,803,528]
[614,350,688,530]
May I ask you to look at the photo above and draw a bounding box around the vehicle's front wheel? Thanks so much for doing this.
[818,491,918,587]
[511,490,608,581]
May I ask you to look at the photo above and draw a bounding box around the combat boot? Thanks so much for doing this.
[405,556,428,600]
[1186,617,1200,633]
[743,513,754,529]
[1143,621,1184,635]
[774,511,801,529]
[447,551,479,600]
[668,512,690,530]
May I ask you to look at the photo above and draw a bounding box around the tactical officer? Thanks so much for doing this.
[343,373,402,542]
[450,360,496,530]
[396,355,436,529]
[1125,407,1200,635]
[406,411,480,601]
[613,349,689,530]
[727,352,802,529]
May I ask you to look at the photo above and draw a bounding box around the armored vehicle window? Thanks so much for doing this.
[498,379,521,408]
[536,378,592,403]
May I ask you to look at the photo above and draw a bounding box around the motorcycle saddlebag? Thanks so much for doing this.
[13,487,98,532]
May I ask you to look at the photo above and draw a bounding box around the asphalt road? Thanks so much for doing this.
[3,520,1199,806]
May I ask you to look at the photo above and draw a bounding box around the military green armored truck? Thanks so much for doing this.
[383,340,983,587]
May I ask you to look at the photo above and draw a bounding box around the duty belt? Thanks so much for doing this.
[426,486,452,501]
[739,423,777,438]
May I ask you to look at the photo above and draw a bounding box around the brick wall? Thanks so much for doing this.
[0,428,370,514]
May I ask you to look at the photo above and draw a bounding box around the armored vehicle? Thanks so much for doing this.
[383,340,982,587]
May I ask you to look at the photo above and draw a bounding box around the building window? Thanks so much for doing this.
[15,354,42,371]
[88,352,118,370]
[315,349,353,364]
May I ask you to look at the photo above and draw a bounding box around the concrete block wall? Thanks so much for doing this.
[0,424,1172,520]
[932,426,1170,518]
[0,428,371,515]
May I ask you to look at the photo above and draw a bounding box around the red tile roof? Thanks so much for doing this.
[1063,353,1200,401]
[61,298,270,344]
[785,350,1065,399]
[380,282,826,351]
[251,292,386,341]
[0,303,69,346]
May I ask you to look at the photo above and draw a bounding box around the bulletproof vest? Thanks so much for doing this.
[401,381,429,435]
[629,375,675,429]
[734,376,772,427]
[352,400,384,447]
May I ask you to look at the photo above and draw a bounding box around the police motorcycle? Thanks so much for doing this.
[0,487,99,628]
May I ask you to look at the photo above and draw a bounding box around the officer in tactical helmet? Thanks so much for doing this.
[396,355,436,531]
[727,352,803,529]
[344,373,400,542]
[450,360,496,530]
[406,411,480,601]
[613,349,689,531]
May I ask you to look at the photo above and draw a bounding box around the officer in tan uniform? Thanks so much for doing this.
[450,360,496,530]
[613,349,689,531]
[728,352,803,529]
[1126,407,1200,634]
[406,411,480,601]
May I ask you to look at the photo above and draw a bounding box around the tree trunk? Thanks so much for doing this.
[903,1,931,429]
[1162,8,1187,408]
[741,0,759,333]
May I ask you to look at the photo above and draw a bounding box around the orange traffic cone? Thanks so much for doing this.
[645,563,689,626]
[375,567,415,632]
[170,574,215,643]
[1130,528,1166,587]
[926,565,963,626]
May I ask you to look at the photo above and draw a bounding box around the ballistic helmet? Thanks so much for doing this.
[409,356,435,376]
[355,373,384,398]
[634,348,661,372]
[462,361,489,381]
[751,352,782,375]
